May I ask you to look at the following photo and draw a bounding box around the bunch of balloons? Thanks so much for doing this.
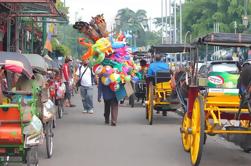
[74,14,142,91]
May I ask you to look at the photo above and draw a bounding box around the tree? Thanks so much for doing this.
[182,0,251,39]
[115,8,150,47]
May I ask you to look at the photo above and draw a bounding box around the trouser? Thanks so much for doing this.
[104,98,118,124]
[80,86,93,111]
[64,82,71,100]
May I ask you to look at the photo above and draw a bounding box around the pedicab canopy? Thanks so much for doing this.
[149,44,196,54]
[23,54,48,73]
[0,52,34,78]
[197,33,251,47]
[44,57,60,72]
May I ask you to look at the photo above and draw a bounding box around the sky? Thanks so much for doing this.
[65,0,172,28]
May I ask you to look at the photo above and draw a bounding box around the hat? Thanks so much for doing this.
[65,57,72,63]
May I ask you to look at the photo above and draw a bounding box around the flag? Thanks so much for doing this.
[44,24,54,52]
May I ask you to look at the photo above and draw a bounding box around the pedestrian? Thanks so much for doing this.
[97,77,118,126]
[62,57,75,107]
[76,60,94,114]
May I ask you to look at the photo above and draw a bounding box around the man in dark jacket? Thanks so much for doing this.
[98,78,118,126]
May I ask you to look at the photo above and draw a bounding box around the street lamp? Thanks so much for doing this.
[243,16,249,28]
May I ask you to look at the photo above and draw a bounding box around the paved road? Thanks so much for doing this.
[17,89,251,166]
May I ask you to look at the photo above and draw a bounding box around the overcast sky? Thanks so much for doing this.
[66,0,173,27]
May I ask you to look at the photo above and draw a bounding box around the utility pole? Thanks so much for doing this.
[169,0,172,43]
[174,0,177,44]
[161,0,164,44]
[179,0,182,44]
[165,0,168,44]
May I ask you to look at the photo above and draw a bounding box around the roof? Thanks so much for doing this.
[0,0,63,17]
[132,51,148,57]
[196,33,251,47]
[150,44,196,54]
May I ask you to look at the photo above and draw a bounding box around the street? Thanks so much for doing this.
[35,89,251,166]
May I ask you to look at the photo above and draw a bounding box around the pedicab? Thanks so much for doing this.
[24,53,55,159]
[128,51,149,107]
[0,52,42,165]
[178,33,251,166]
[145,44,194,125]
[45,57,64,120]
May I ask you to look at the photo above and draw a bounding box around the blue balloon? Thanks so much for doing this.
[112,42,126,49]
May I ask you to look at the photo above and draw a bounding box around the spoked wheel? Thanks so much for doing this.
[26,146,39,166]
[190,96,205,166]
[239,120,251,153]
[181,112,191,152]
[45,121,54,158]
[52,115,56,129]
[57,99,64,119]
[147,82,154,125]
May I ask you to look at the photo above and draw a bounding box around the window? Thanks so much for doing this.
[210,63,239,73]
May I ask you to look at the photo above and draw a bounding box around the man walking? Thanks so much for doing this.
[76,60,94,113]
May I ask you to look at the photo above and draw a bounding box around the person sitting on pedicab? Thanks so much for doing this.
[146,54,170,116]
[147,54,169,77]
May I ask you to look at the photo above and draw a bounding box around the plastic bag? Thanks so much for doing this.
[44,99,56,114]
[23,115,43,136]
[57,83,66,99]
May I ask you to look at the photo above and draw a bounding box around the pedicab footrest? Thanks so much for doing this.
[224,126,251,149]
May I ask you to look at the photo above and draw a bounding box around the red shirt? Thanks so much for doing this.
[62,63,70,82]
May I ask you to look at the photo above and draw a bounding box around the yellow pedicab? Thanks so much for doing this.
[145,44,194,125]
[178,33,251,166]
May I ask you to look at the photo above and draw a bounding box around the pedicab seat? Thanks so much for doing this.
[146,71,171,85]
[155,71,171,83]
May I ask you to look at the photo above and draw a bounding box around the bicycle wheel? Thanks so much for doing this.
[58,99,63,119]
[45,121,54,158]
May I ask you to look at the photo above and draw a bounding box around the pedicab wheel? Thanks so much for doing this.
[129,95,135,108]
[145,103,148,119]
[26,146,39,166]
[190,96,205,166]
[52,115,56,128]
[242,147,251,153]
[45,121,54,158]
[58,99,63,119]
[147,82,154,125]
[181,112,191,152]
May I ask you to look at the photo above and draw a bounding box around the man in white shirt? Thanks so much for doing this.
[76,60,94,113]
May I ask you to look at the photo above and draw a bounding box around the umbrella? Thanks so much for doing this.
[23,54,48,73]
[0,52,34,78]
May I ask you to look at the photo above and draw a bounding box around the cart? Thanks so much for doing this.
[45,57,64,120]
[145,44,194,125]
[178,33,251,166]
[24,53,55,159]
[0,52,41,166]
[126,51,149,107]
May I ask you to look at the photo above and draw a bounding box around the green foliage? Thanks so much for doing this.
[55,44,70,57]
[182,0,251,39]
[55,24,87,58]
[115,8,161,47]
[56,0,69,15]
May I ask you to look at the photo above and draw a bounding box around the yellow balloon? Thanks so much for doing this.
[110,73,116,82]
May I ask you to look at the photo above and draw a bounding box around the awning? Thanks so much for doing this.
[0,0,63,18]
[196,33,251,47]
[150,44,196,54]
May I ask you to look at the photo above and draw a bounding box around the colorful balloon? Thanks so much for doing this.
[93,64,103,75]
[124,75,131,82]
[109,82,120,91]
[101,76,111,86]
[89,52,105,66]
